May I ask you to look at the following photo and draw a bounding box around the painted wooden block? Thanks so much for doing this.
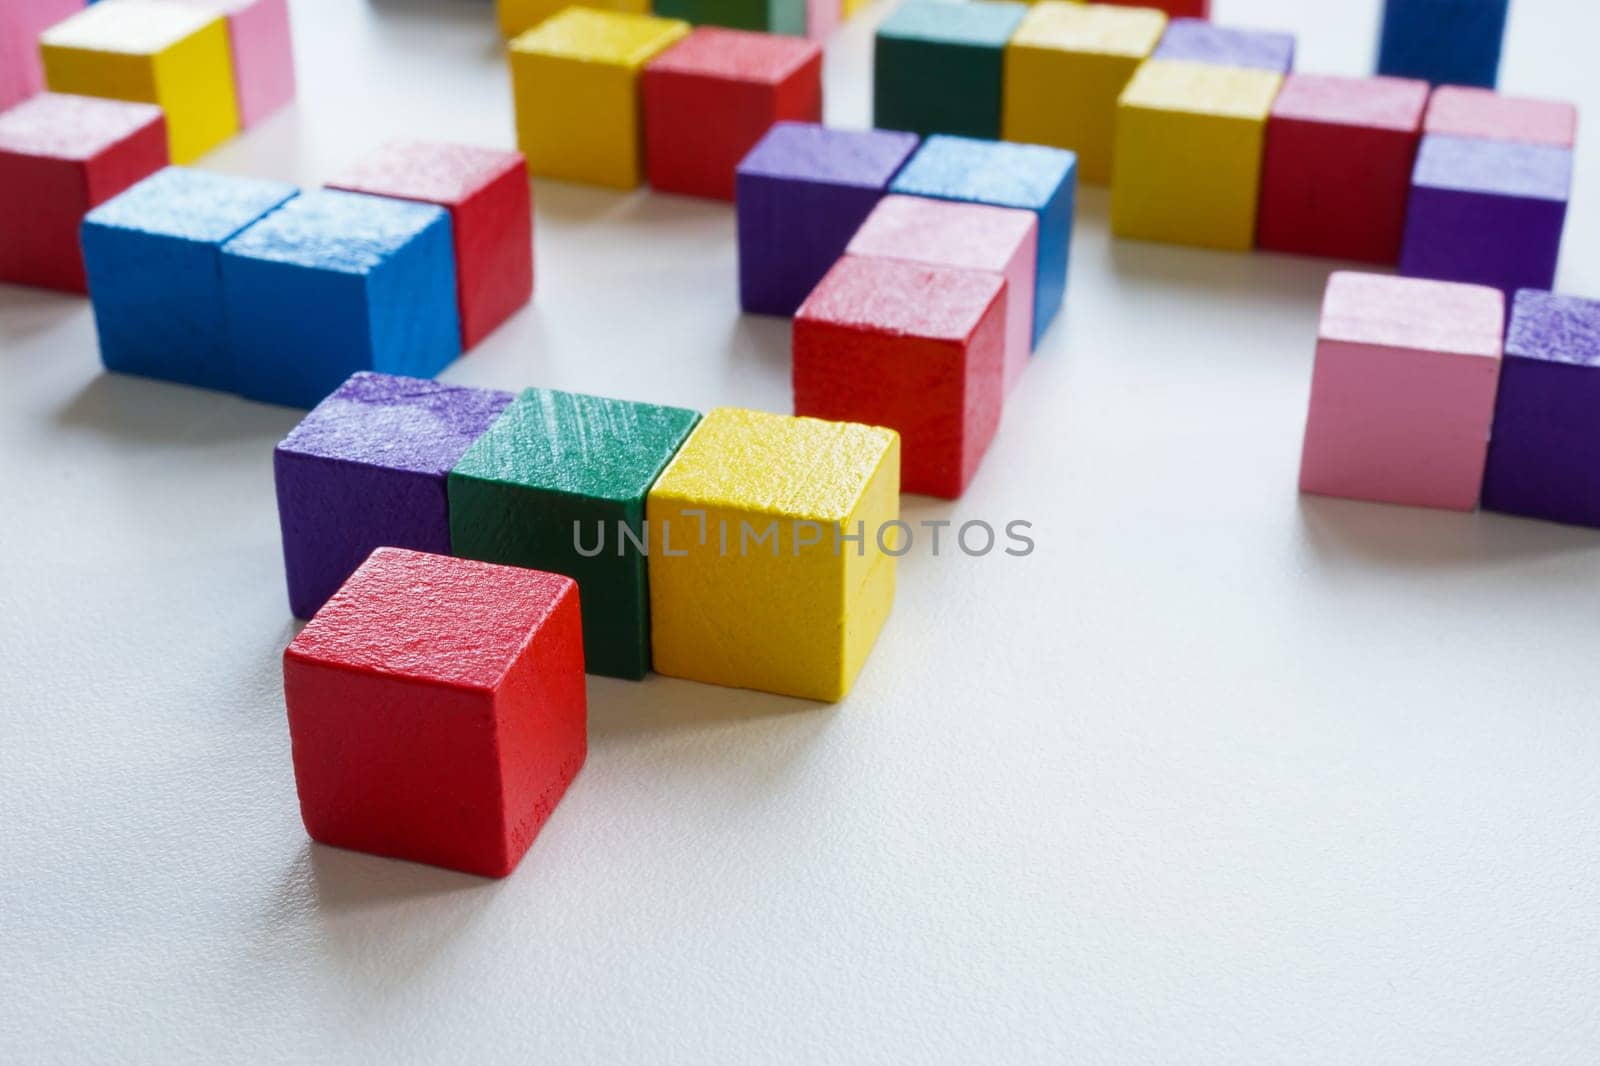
[167,0,294,128]
[794,255,1005,499]
[1256,74,1429,264]
[509,8,689,189]
[0,0,83,113]
[1111,59,1281,251]
[449,388,701,681]
[805,0,840,41]
[735,122,919,317]
[1002,2,1167,185]
[1099,0,1208,17]
[647,407,899,702]
[220,190,462,409]
[284,547,586,879]
[0,92,166,292]
[891,134,1075,347]
[642,27,822,201]
[653,0,806,36]
[1378,0,1508,89]
[274,372,514,619]
[329,141,532,350]
[874,1,1028,139]
[83,166,297,391]
[499,0,650,39]
[1299,271,1503,512]
[41,0,240,163]
[1398,134,1571,299]
[842,0,870,17]
[1423,86,1578,148]
[1482,291,1600,528]
[1152,18,1295,73]
[846,194,1037,394]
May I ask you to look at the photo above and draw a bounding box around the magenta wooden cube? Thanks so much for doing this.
[1,0,81,112]
[1152,18,1295,73]
[1299,271,1504,511]
[170,0,296,127]
[329,141,533,350]
[846,193,1036,394]
[1481,291,1600,528]
[1423,86,1577,148]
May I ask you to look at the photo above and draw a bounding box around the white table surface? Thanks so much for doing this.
[4,1,1598,1062]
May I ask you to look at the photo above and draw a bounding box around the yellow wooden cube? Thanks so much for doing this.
[498,0,651,39]
[1111,59,1283,251]
[1003,2,1166,184]
[40,0,240,164]
[647,407,900,703]
[509,9,689,190]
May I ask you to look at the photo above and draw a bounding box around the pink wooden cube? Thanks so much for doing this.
[170,0,296,127]
[1423,86,1576,148]
[806,0,840,41]
[846,194,1037,395]
[1299,271,1504,512]
[1,0,81,113]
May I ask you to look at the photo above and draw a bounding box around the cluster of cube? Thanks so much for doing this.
[498,0,860,40]
[1300,273,1600,528]
[735,123,1077,499]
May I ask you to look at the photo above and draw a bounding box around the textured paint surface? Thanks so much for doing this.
[274,372,514,619]
[499,0,651,38]
[653,0,806,36]
[643,28,822,201]
[794,255,1006,499]
[647,407,899,701]
[509,9,689,188]
[1481,291,1600,528]
[449,388,700,680]
[329,141,533,348]
[168,0,295,126]
[1424,86,1578,148]
[873,1,1028,139]
[1378,0,1508,88]
[735,122,918,316]
[1257,75,1428,263]
[284,548,586,879]
[891,134,1075,347]
[1300,272,1503,511]
[83,166,298,390]
[0,0,82,112]
[1152,18,1295,73]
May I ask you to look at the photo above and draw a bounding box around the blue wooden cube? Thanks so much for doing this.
[221,189,461,409]
[874,1,1028,139]
[1377,0,1509,89]
[889,134,1076,348]
[82,167,298,392]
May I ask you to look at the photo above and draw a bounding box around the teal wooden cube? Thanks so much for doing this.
[653,0,805,35]
[874,1,1028,139]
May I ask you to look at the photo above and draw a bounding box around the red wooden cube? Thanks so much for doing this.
[793,254,1006,499]
[1256,73,1429,264]
[283,548,586,879]
[328,140,533,350]
[0,92,167,292]
[642,27,822,201]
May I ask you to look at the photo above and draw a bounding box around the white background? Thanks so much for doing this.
[3,1,1598,1062]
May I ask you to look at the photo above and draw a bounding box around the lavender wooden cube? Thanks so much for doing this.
[1399,134,1571,299]
[1481,291,1600,528]
[274,371,513,618]
[736,122,920,316]
[1152,18,1295,73]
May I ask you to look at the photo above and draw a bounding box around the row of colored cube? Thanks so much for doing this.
[1300,272,1600,527]
[498,0,851,40]
[277,373,901,702]
[508,9,821,195]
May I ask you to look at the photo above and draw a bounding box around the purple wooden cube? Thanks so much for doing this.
[1481,291,1600,528]
[274,371,513,618]
[1399,134,1571,299]
[1152,19,1296,73]
[736,122,920,317]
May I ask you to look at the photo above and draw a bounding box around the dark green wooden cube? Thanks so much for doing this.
[873,1,1028,139]
[653,0,806,36]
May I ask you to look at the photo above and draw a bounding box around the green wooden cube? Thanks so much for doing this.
[874,1,1029,139]
[653,0,805,36]
[448,388,701,680]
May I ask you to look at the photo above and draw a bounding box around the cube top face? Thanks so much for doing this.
[1412,133,1571,202]
[1424,86,1578,149]
[736,122,918,190]
[646,26,820,86]
[41,0,221,56]
[452,388,702,504]
[329,140,526,206]
[286,548,577,693]
[1271,74,1429,132]
[797,254,1004,344]
[1119,59,1282,122]
[83,166,297,243]
[277,372,515,477]
[890,134,1075,213]
[1506,291,1600,368]
[1010,1,1166,59]
[878,1,1028,50]
[509,8,690,69]
[650,407,898,523]
[1151,18,1294,74]
[0,92,164,161]
[221,189,449,275]
[847,194,1036,276]
[1320,271,1503,360]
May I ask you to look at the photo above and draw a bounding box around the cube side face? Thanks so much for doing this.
[451,164,534,348]
[838,433,899,696]
[654,0,804,35]
[43,45,161,111]
[151,20,242,163]
[83,113,172,205]
[1481,358,1600,527]
[1031,173,1073,346]
[1004,45,1142,185]
[0,0,82,110]
[512,53,643,189]
[1399,184,1567,298]
[874,36,1005,139]
[1378,0,1508,88]
[500,0,652,38]
[1112,104,1266,251]
[223,0,296,127]
[1101,0,1208,16]
[225,256,375,408]
[0,152,90,291]
[736,170,885,316]
[365,213,463,381]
